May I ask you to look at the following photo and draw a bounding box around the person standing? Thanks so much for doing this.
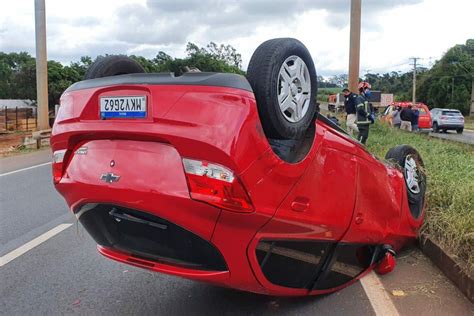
[343,88,359,136]
[412,107,420,132]
[400,105,414,131]
[355,82,374,145]
[392,106,402,128]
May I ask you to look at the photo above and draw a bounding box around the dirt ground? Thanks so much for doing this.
[0,132,35,157]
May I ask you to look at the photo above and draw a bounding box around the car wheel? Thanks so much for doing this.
[432,122,439,133]
[457,128,463,134]
[385,145,426,219]
[84,55,145,80]
[247,38,317,139]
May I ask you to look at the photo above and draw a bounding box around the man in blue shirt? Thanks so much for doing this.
[343,88,359,136]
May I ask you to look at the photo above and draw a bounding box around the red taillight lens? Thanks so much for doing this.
[52,149,67,184]
[182,158,254,213]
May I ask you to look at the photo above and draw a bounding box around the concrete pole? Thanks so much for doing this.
[348,0,361,93]
[411,58,418,105]
[35,0,50,130]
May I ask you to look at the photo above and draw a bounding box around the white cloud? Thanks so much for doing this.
[0,0,472,76]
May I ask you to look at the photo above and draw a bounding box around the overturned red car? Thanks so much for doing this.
[51,38,426,296]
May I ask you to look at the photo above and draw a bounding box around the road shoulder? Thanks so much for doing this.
[378,247,473,315]
[0,148,51,174]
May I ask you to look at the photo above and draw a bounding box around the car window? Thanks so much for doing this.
[442,110,461,116]
[417,108,426,113]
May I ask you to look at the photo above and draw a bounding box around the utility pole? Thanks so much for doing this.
[35,0,50,130]
[348,0,361,93]
[409,57,420,105]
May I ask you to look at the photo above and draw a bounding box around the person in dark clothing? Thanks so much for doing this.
[400,105,414,131]
[343,88,359,136]
[355,82,374,145]
[412,107,419,132]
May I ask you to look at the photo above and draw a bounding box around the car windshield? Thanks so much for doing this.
[442,110,461,116]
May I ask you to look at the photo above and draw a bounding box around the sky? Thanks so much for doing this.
[0,0,473,77]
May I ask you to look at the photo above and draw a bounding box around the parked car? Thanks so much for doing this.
[51,38,426,296]
[430,108,464,134]
[382,102,432,132]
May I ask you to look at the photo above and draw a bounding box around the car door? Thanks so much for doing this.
[253,129,359,290]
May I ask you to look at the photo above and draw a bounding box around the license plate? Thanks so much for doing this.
[100,96,147,119]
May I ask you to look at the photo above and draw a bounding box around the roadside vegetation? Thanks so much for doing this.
[317,87,341,102]
[366,122,474,275]
[0,42,244,109]
[464,116,474,130]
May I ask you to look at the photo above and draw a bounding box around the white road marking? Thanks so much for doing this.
[360,271,400,316]
[0,223,72,267]
[0,162,51,177]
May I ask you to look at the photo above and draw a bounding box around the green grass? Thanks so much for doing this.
[317,88,341,102]
[464,116,474,130]
[365,123,474,275]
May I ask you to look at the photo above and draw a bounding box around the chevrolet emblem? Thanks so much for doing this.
[100,172,120,183]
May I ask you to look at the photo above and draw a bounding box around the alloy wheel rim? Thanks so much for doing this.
[404,155,421,194]
[277,55,311,123]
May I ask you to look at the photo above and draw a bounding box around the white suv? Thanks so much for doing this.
[430,108,464,134]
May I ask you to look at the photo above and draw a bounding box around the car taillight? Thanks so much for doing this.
[52,149,67,184]
[440,115,447,120]
[55,94,74,124]
[182,158,254,213]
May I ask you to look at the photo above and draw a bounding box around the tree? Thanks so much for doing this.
[328,74,348,87]
[69,56,92,79]
[0,52,37,100]
[417,39,473,114]
[0,42,245,109]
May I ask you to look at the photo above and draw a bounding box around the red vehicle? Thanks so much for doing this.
[52,39,426,296]
[384,102,432,132]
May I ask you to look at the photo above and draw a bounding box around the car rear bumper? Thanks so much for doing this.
[417,128,432,133]
[438,124,464,129]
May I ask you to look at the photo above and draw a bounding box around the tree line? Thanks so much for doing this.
[357,39,473,114]
[0,42,243,109]
[1,39,472,114]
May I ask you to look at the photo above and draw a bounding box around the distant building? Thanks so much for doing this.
[0,99,37,111]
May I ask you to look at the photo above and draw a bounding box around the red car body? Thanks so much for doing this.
[52,73,424,296]
[389,102,432,130]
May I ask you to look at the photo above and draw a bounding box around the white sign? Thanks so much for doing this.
[381,94,394,107]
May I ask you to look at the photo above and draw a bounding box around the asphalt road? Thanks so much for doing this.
[429,129,474,145]
[1,150,472,315]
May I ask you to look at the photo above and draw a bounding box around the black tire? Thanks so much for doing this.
[247,38,317,139]
[84,55,145,80]
[432,122,439,133]
[385,145,426,219]
[457,128,463,134]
